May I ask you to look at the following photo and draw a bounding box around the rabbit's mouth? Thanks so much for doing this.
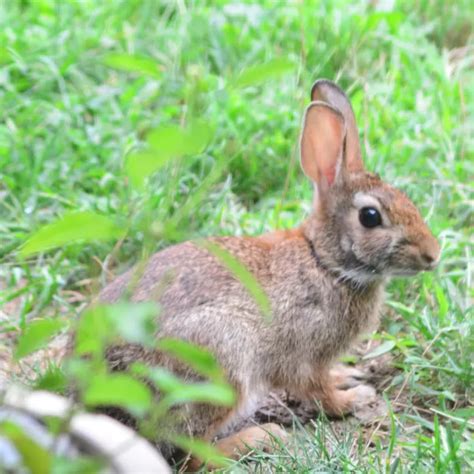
[335,256,386,289]
[388,267,423,277]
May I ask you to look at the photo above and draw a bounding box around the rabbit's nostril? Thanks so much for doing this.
[420,250,439,268]
[422,253,434,264]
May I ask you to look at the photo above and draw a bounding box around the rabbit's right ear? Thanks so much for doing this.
[310,80,363,173]
[300,102,346,197]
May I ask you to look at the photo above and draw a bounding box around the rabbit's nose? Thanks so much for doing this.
[421,252,437,267]
[419,238,441,269]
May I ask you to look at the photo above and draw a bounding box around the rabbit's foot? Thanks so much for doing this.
[186,423,288,471]
[216,423,288,458]
[323,384,377,416]
[329,364,367,389]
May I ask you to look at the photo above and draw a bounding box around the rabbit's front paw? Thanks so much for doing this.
[321,383,377,416]
[344,384,377,412]
[330,364,367,389]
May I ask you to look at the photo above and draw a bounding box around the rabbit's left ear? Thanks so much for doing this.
[300,102,346,192]
[311,80,364,173]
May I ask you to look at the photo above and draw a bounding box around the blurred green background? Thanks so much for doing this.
[1,0,472,471]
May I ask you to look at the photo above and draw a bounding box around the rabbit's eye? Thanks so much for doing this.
[359,207,382,228]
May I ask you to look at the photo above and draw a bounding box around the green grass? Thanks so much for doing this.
[1,0,473,472]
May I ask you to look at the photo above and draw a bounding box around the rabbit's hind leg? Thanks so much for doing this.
[185,423,287,471]
[215,423,288,459]
[187,423,287,470]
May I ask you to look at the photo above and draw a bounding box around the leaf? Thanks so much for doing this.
[34,365,67,393]
[125,151,174,189]
[172,435,229,468]
[158,338,223,379]
[147,121,212,156]
[107,302,159,347]
[83,374,152,414]
[362,340,396,360]
[103,53,161,78]
[127,121,213,188]
[434,284,449,321]
[137,366,235,407]
[14,319,64,359]
[20,211,125,257]
[200,241,271,318]
[234,58,294,88]
[75,306,113,357]
[51,456,104,474]
[169,382,235,406]
[0,421,51,474]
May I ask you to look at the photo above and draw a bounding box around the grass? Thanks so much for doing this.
[1,0,473,472]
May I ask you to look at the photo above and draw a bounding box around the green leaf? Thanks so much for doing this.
[51,456,104,474]
[147,121,212,156]
[0,421,51,474]
[158,338,223,379]
[34,365,67,393]
[200,241,271,318]
[14,319,64,359]
[75,306,113,357]
[83,374,152,414]
[172,435,229,468]
[234,58,294,88]
[125,150,174,189]
[126,121,213,188]
[362,340,396,360]
[169,382,235,406]
[340,355,358,364]
[107,302,159,347]
[103,53,161,78]
[434,283,449,322]
[136,366,235,406]
[20,211,125,257]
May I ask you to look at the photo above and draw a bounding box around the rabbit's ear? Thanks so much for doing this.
[300,102,346,191]
[310,80,363,173]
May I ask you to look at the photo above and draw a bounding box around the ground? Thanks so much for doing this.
[0,1,472,472]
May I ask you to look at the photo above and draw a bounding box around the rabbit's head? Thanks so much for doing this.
[301,80,440,286]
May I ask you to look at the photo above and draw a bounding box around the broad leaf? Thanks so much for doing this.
[136,366,235,407]
[0,421,51,474]
[20,211,124,257]
[14,319,64,359]
[106,302,158,347]
[83,374,152,414]
[51,456,104,474]
[167,382,235,406]
[362,340,396,360]
[158,338,222,379]
[234,58,294,88]
[75,306,113,357]
[126,121,213,188]
[104,53,161,78]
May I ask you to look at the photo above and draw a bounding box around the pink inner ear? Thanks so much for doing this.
[323,167,336,186]
[300,103,346,190]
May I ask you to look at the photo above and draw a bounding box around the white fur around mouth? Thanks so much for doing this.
[388,268,421,277]
[336,267,383,289]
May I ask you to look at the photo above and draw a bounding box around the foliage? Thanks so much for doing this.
[0,0,472,472]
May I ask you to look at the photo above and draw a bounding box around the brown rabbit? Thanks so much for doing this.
[86,80,440,466]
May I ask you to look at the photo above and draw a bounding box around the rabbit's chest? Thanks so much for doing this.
[277,280,383,361]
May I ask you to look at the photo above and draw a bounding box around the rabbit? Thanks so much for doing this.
[77,79,441,467]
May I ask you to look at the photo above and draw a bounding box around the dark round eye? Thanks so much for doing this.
[359,207,382,228]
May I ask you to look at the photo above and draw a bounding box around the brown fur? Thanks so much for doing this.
[69,80,440,466]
